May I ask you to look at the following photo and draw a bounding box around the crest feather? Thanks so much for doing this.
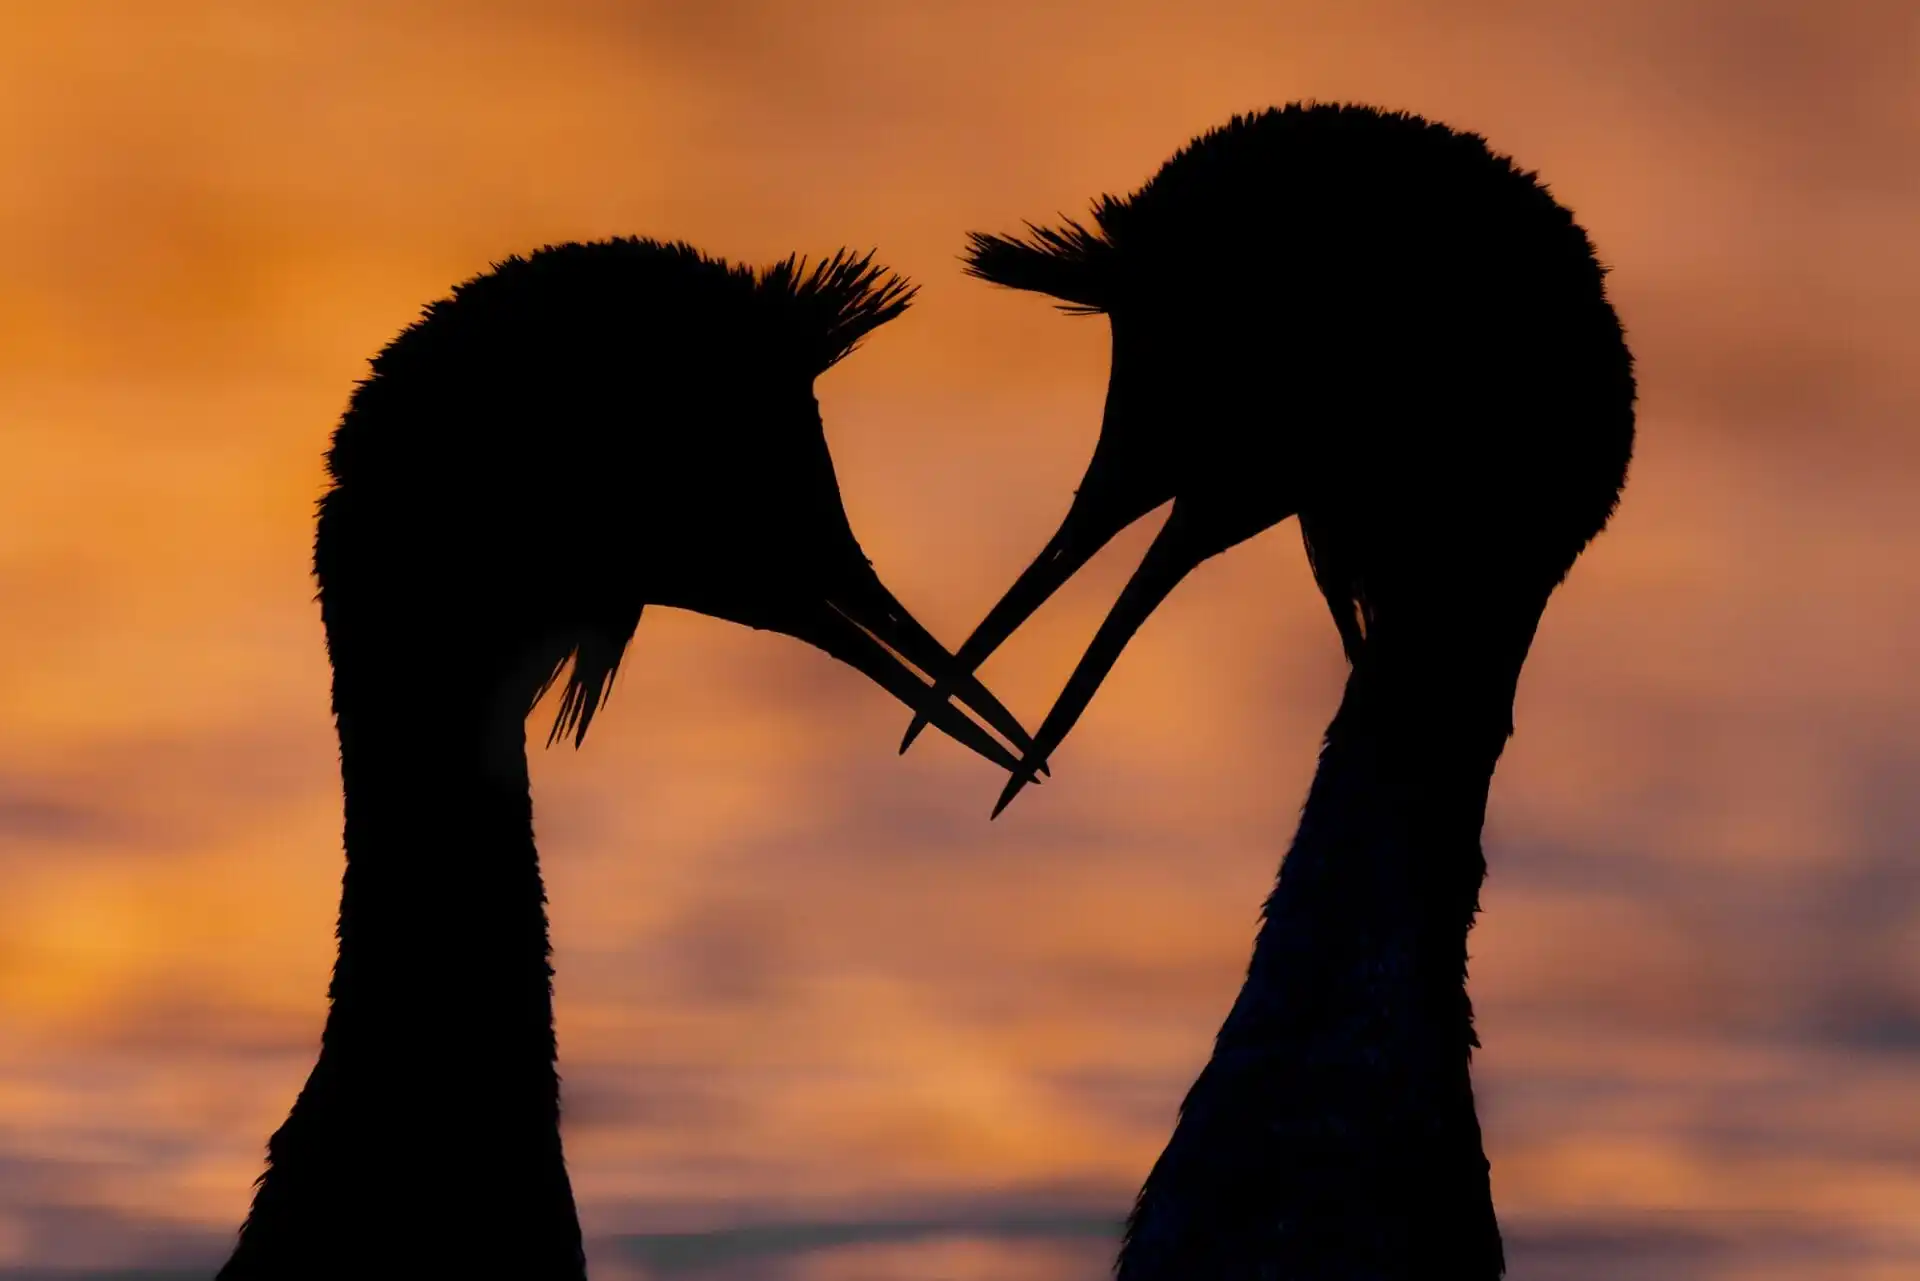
[962,204,1122,314]
[759,249,917,373]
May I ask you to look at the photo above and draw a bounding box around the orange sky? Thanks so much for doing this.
[0,2,1917,1277]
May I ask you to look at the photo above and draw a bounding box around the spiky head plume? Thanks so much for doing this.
[962,200,1125,315]
[757,248,918,374]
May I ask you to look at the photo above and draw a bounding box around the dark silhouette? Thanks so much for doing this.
[904,104,1635,1278]
[219,239,1035,1280]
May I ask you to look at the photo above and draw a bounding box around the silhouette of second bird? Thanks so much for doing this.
[906,102,1636,1280]
[218,240,1034,1279]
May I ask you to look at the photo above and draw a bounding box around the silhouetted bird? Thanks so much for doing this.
[218,239,1034,1280]
[903,104,1635,1279]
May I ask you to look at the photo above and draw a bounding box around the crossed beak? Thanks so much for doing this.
[900,444,1285,816]
[731,556,1041,776]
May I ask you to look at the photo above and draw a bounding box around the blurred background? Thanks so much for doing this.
[0,2,1915,1277]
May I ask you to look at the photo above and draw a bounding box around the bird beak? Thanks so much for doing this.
[895,433,1282,815]
[982,498,1265,816]
[895,441,1175,766]
[743,561,1041,776]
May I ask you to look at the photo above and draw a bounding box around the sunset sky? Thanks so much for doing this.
[1,2,1917,1278]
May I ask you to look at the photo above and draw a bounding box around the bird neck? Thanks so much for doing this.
[220,654,585,1279]
[1224,616,1528,1093]
[1307,608,1534,869]
[1119,605,1541,1280]
[324,675,558,1053]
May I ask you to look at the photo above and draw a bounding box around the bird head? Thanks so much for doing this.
[316,238,1033,772]
[900,105,1636,813]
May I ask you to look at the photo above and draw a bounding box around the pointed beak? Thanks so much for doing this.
[910,464,1285,816]
[985,500,1235,816]
[737,560,1040,776]
[896,464,1172,764]
[829,567,1042,766]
